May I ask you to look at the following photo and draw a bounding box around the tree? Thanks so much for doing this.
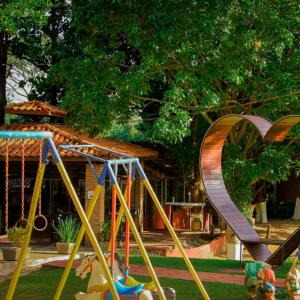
[51,1,300,217]
[10,0,81,108]
[0,0,50,124]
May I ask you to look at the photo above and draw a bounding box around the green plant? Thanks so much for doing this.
[52,216,80,243]
[7,227,26,247]
[98,220,111,241]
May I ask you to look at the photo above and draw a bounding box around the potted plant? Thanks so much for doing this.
[2,227,30,261]
[52,216,80,254]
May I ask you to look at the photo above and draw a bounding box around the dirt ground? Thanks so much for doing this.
[238,219,300,260]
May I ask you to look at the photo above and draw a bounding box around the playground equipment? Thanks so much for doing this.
[14,142,30,233]
[286,246,300,299]
[244,261,275,300]
[1,131,210,300]
[200,114,300,266]
[75,254,153,300]
[33,141,48,231]
[54,143,209,300]
[4,140,9,232]
[3,139,47,232]
[104,252,176,300]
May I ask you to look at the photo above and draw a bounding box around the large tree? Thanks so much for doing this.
[0,0,50,124]
[51,0,300,216]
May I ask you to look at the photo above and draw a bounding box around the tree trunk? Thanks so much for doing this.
[255,202,268,224]
[226,226,242,260]
[248,204,256,224]
[292,196,300,220]
[0,32,8,125]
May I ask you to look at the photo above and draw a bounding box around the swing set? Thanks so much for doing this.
[3,139,47,233]
[1,131,210,300]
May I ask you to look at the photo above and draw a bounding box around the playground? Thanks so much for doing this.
[0,254,298,299]
[0,115,299,300]
[2,1,300,298]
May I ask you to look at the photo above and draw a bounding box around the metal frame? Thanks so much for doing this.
[2,132,119,300]
[2,134,210,300]
[59,143,210,300]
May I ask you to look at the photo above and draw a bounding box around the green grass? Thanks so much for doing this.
[128,256,293,278]
[0,267,246,300]
[0,267,88,300]
[0,265,290,300]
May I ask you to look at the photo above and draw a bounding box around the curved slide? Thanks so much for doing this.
[200,114,300,265]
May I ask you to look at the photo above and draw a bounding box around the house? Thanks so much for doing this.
[0,100,158,242]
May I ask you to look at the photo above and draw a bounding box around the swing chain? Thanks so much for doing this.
[21,141,25,221]
[5,141,9,232]
[38,140,42,215]
[33,140,48,232]
[15,140,30,234]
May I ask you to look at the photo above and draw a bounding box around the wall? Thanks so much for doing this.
[85,164,105,245]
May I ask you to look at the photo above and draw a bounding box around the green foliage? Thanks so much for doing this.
[8,0,300,216]
[98,220,111,241]
[153,105,191,143]
[52,216,80,243]
[104,120,145,142]
[0,0,49,34]
[7,227,26,247]
[51,0,300,136]
[223,141,297,213]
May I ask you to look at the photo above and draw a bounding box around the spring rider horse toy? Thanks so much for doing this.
[104,252,176,300]
[75,254,153,300]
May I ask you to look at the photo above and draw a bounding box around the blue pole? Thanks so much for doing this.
[0,131,52,139]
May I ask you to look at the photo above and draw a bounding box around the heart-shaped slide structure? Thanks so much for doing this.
[200,115,300,266]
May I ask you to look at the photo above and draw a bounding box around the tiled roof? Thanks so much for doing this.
[0,123,157,160]
[5,100,68,117]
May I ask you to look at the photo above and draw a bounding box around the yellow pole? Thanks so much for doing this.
[56,162,119,300]
[107,184,131,252]
[5,164,46,300]
[113,181,166,300]
[107,205,123,252]
[143,178,210,300]
[53,184,102,300]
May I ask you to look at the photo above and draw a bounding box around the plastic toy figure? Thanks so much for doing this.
[286,269,300,300]
[245,261,276,300]
[286,248,300,300]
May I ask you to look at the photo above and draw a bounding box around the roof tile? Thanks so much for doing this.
[5,100,67,117]
[0,123,157,160]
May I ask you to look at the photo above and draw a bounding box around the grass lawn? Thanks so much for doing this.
[0,263,290,300]
[128,255,293,278]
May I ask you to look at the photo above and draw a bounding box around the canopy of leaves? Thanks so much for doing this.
[0,0,49,34]
[52,0,300,131]
[43,0,300,211]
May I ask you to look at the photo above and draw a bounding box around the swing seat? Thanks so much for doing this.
[119,276,155,291]
[104,281,144,300]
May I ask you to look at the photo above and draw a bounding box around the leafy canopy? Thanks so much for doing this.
[47,0,300,211]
